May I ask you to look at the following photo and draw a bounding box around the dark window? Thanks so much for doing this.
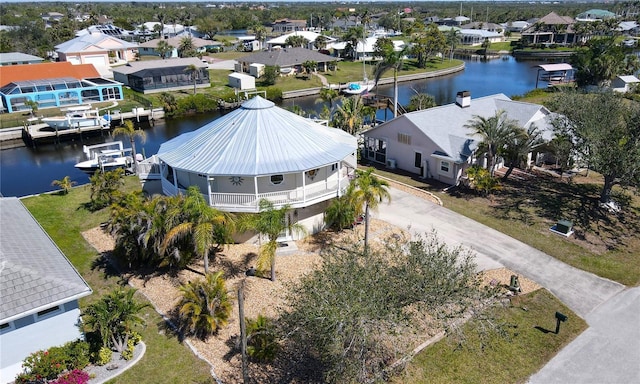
[414,152,422,168]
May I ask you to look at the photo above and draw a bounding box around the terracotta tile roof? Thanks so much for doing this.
[0,62,99,87]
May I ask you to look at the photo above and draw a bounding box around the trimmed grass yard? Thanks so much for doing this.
[395,289,587,384]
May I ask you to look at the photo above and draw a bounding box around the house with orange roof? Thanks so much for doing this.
[0,61,123,113]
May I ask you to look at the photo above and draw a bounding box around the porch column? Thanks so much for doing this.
[172,169,178,195]
[254,176,259,210]
[207,176,213,205]
[337,162,341,197]
[302,171,306,203]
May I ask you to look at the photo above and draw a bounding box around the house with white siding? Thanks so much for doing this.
[362,92,553,185]
[0,198,92,384]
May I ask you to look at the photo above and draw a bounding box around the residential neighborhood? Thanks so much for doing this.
[0,2,639,384]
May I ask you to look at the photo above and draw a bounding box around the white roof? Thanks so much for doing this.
[460,29,502,38]
[157,96,357,176]
[330,37,405,53]
[55,32,137,53]
[537,63,573,72]
[617,75,640,83]
[267,31,335,45]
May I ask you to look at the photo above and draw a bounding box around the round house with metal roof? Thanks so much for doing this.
[153,96,358,238]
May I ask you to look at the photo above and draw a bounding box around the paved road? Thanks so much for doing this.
[377,188,624,318]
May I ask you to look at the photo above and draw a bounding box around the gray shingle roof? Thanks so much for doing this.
[237,47,338,68]
[365,93,553,162]
[112,57,206,75]
[158,96,357,176]
[0,198,92,323]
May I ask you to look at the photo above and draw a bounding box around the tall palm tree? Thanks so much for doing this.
[184,64,199,94]
[162,186,234,274]
[446,28,462,60]
[350,168,391,253]
[500,124,543,180]
[178,271,232,340]
[178,36,196,57]
[113,120,146,174]
[373,38,408,118]
[316,87,341,111]
[464,110,518,176]
[237,199,305,281]
[51,175,76,194]
[333,95,365,135]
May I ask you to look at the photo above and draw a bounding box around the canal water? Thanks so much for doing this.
[0,56,548,197]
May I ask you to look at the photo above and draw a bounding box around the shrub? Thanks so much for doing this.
[246,315,279,362]
[265,87,283,102]
[51,369,90,384]
[16,349,66,383]
[96,347,113,366]
[121,339,135,361]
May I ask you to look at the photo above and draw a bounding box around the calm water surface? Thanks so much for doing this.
[0,56,549,197]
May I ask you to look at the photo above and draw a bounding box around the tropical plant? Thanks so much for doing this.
[82,288,148,353]
[332,95,365,135]
[350,168,391,253]
[464,110,519,176]
[112,120,146,174]
[549,133,575,180]
[89,168,125,210]
[183,64,200,94]
[314,34,329,50]
[178,36,196,57]
[373,37,409,118]
[262,65,279,86]
[301,60,317,75]
[159,92,178,115]
[178,271,232,340]
[162,186,234,274]
[156,39,173,59]
[284,35,309,48]
[465,165,502,196]
[316,87,341,111]
[24,99,38,116]
[324,184,358,230]
[411,23,446,68]
[500,124,543,180]
[407,91,437,112]
[245,315,279,362]
[237,199,305,281]
[51,175,77,194]
[446,27,462,60]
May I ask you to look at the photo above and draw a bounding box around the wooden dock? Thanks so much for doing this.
[21,107,165,147]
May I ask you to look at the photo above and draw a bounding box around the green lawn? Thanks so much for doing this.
[22,179,215,383]
[395,289,587,384]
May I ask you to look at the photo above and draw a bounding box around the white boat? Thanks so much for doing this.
[74,141,134,173]
[42,105,110,130]
[342,80,375,95]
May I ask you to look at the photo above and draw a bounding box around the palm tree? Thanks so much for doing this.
[314,34,329,50]
[351,168,391,253]
[373,37,408,118]
[178,36,196,57]
[333,96,365,135]
[178,271,232,340]
[324,183,357,230]
[162,186,234,274]
[285,35,309,48]
[464,110,518,176]
[51,175,76,194]
[83,288,149,353]
[237,199,305,281]
[316,87,341,111]
[500,124,543,180]
[156,39,173,59]
[446,28,462,60]
[113,120,146,174]
[184,64,199,94]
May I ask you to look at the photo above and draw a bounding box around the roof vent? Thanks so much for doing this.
[456,90,471,108]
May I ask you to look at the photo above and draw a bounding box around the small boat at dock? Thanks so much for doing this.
[342,80,375,95]
[41,105,110,131]
[74,141,133,173]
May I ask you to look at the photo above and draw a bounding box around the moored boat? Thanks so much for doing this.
[342,80,375,95]
[74,141,134,173]
[42,105,110,130]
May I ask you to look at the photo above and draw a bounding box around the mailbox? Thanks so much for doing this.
[555,311,568,322]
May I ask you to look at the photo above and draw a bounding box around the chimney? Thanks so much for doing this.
[456,90,471,108]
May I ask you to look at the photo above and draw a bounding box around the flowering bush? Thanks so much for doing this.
[16,349,66,383]
[51,369,90,384]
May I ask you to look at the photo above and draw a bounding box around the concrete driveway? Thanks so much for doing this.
[376,187,639,382]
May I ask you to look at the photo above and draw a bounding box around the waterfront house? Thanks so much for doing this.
[0,197,92,384]
[112,58,209,94]
[0,61,124,113]
[141,96,357,239]
[235,47,338,76]
[55,31,138,77]
[362,92,553,185]
[575,9,616,22]
[521,12,577,45]
[272,18,307,33]
[265,31,337,50]
[329,37,405,60]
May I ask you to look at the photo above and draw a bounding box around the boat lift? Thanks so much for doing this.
[535,63,574,88]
